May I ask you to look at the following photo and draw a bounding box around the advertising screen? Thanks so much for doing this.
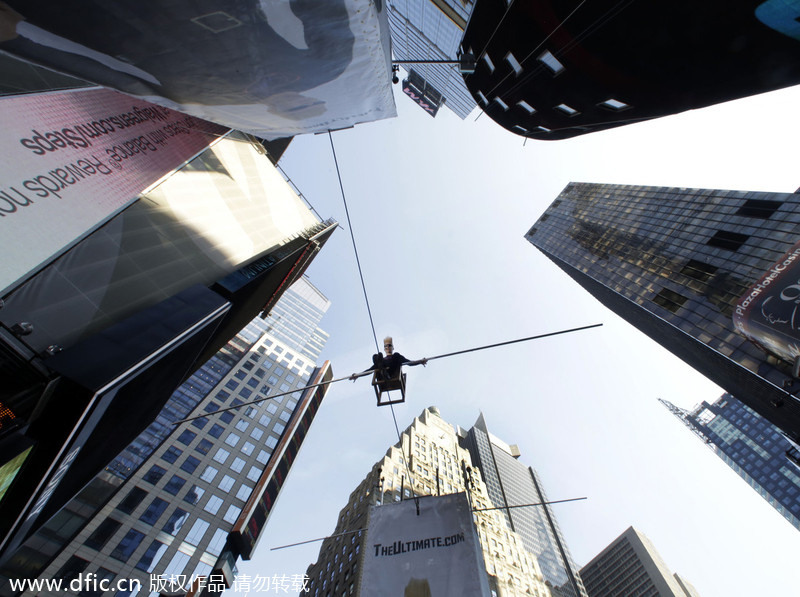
[733,240,800,363]
[402,69,445,117]
[0,87,228,294]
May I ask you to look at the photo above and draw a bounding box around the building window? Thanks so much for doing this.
[195,439,214,455]
[85,519,122,551]
[163,508,189,536]
[208,424,225,438]
[204,495,224,515]
[56,556,89,583]
[219,475,235,492]
[223,504,242,523]
[737,199,782,219]
[554,103,579,116]
[207,528,229,556]
[117,487,147,514]
[505,52,522,75]
[493,97,509,111]
[139,498,168,525]
[236,484,252,501]
[707,230,749,252]
[680,259,718,282]
[185,519,210,545]
[135,540,168,572]
[143,465,166,485]
[177,430,197,446]
[181,456,201,474]
[653,288,689,313]
[110,530,145,562]
[537,50,564,75]
[184,485,205,505]
[482,53,495,73]
[200,466,218,482]
[213,448,230,464]
[598,98,630,110]
[81,568,115,597]
[161,446,182,464]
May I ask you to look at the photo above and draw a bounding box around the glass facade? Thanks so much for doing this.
[526,183,800,442]
[663,393,800,530]
[0,277,330,595]
[459,416,587,597]
[388,0,477,119]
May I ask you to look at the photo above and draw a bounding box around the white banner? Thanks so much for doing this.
[0,88,227,294]
[361,493,491,597]
[1,0,396,140]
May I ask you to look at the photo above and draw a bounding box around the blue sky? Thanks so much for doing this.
[233,82,800,596]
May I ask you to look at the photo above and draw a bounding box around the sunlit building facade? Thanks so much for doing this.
[0,277,332,596]
[305,407,576,597]
[579,527,700,597]
[662,393,800,530]
[526,183,800,442]
[459,415,587,597]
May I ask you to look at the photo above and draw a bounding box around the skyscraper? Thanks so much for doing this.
[388,0,477,119]
[525,183,800,442]
[0,79,336,554]
[458,415,587,597]
[0,277,332,596]
[305,407,580,597]
[662,393,800,530]
[579,527,700,597]
[460,0,800,139]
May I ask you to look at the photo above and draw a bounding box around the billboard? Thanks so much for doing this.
[402,69,445,117]
[0,88,228,295]
[1,0,396,140]
[361,493,491,596]
[733,240,800,363]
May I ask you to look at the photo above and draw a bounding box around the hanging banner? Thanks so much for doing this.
[0,0,396,140]
[733,239,800,362]
[361,493,491,597]
[0,87,227,294]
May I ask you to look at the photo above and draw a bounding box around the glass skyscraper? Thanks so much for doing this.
[525,183,800,443]
[458,415,587,597]
[388,0,477,119]
[662,393,800,530]
[0,277,331,596]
